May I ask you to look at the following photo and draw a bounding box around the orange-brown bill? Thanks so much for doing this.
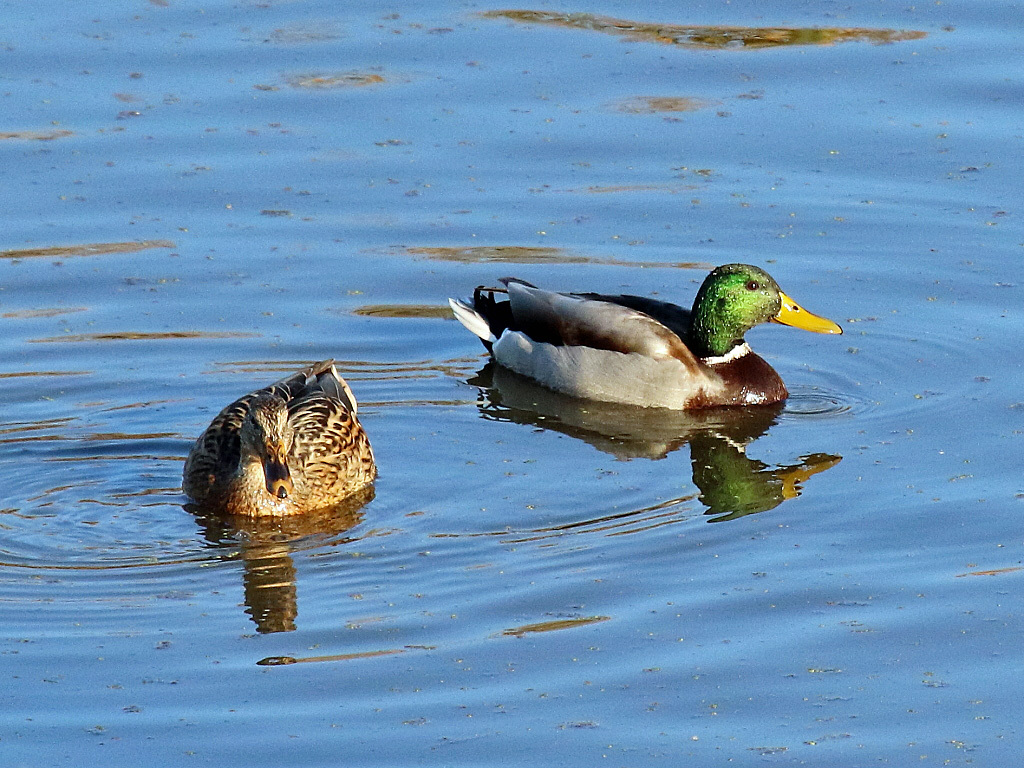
[772,291,843,334]
[263,446,294,499]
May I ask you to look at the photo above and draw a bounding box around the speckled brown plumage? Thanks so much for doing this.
[183,360,375,516]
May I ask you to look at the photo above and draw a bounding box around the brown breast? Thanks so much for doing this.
[704,351,788,408]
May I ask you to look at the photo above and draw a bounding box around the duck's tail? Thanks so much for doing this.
[277,359,359,415]
[312,360,359,416]
[448,297,495,346]
[450,280,529,351]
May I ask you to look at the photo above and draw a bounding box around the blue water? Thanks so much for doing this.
[2,1,1023,765]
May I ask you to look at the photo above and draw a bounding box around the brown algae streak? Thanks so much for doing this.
[0,130,74,141]
[286,72,386,89]
[406,246,576,264]
[0,370,88,379]
[351,304,453,319]
[481,11,926,49]
[503,615,611,637]
[611,96,718,114]
[956,567,1024,578]
[400,246,710,270]
[29,331,257,343]
[0,240,175,259]
[2,308,88,319]
[257,649,405,666]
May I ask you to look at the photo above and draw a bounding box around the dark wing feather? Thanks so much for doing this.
[187,390,270,475]
[311,361,359,415]
[504,281,704,373]
[182,392,251,497]
[572,293,693,342]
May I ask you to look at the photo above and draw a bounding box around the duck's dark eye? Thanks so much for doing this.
[746,280,760,291]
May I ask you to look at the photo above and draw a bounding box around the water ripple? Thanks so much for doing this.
[783,386,874,418]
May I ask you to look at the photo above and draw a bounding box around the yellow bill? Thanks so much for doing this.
[772,291,843,334]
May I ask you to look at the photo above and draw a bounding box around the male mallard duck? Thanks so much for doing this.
[183,360,376,516]
[448,263,842,410]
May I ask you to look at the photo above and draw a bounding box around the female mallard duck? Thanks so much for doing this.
[183,360,376,516]
[448,263,842,410]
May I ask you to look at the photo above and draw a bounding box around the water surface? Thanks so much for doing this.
[2,1,1023,766]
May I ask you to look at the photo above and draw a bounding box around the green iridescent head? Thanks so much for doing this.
[689,264,842,358]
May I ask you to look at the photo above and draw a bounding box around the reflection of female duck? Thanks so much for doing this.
[450,264,842,409]
[191,486,372,633]
[183,361,375,516]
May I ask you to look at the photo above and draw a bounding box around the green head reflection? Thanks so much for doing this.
[472,363,841,521]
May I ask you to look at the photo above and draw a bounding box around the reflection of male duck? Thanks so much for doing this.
[689,434,840,523]
[469,364,840,521]
[450,264,842,410]
[189,487,372,633]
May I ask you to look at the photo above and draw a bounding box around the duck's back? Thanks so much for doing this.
[287,386,375,501]
[572,292,693,343]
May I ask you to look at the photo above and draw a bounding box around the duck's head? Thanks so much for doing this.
[239,393,295,499]
[689,263,842,358]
